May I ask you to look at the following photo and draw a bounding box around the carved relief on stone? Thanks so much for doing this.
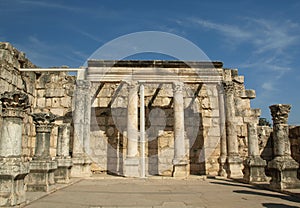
[223,81,235,95]
[125,81,138,91]
[75,80,91,91]
[172,81,184,93]
[269,104,291,124]
[0,91,29,109]
[32,112,57,128]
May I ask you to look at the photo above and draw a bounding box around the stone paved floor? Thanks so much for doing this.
[24,176,300,208]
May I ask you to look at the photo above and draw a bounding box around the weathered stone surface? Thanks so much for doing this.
[268,104,300,190]
[27,160,57,192]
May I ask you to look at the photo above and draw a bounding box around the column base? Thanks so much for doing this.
[227,155,243,179]
[268,156,300,190]
[55,158,73,184]
[0,158,29,207]
[71,156,92,178]
[27,160,57,192]
[172,159,189,178]
[124,157,139,178]
[243,156,269,183]
[218,156,228,177]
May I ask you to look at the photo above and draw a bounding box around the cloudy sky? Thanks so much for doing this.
[0,0,299,124]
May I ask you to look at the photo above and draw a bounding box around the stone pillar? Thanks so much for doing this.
[268,104,300,189]
[71,80,92,177]
[55,124,73,183]
[217,84,227,177]
[27,112,58,192]
[0,91,29,207]
[172,81,188,178]
[243,109,268,183]
[223,82,243,178]
[124,81,139,177]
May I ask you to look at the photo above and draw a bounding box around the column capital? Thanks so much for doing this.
[75,80,91,91]
[172,81,184,93]
[32,112,57,132]
[223,81,235,95]
[269,104,291,124]
[125,80,138,91]
[0,91,29,118]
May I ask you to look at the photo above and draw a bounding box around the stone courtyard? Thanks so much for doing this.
[0,42,300,207]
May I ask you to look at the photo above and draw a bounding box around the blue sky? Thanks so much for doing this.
[1,0,299,124]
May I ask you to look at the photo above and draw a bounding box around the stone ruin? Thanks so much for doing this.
[0,42,299,206]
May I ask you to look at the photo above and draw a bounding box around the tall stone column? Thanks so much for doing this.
[27,112,58,192]
[217,84,227,177]
[223,82,243,178]
[0,91,29,207]
[124,81,139,177]
[172,81,188,178]
[55,124,73,183]
[268,104,300,189]
[71,80,92,177]
[243,109,268,183]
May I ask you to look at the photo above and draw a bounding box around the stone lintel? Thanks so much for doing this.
[88,60,223,68]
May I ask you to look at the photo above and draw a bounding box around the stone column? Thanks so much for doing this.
[172,81,188,177]
[217,84,227,177]
[243,109,268,183]
[55,124,73,183]
[223,82,243,178]
[124,81,139,177]
[71,80,92,177]
[0,91,29,207]
[27,112,58,192]
[268,104,300,189]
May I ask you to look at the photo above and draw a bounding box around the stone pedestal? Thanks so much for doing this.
[124,158,140,178]
[55,124,72,183]
[27,112,58,192]
[243,115,268,183]
[71,156,92,178]
[71,80,92,177]
[55,158,72,184]
[0,158,29,207]
[124,81,140,177]
[268,104,300,190]
[27,160,57,192]
[172,82,188,177]
[223,82,243,178]
[0,91,30,207]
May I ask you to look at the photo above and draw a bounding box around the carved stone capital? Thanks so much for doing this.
[0,91,29,118]
[223,82,235,95]
[75,80,91,91]
[32,112,57,127]
[126,81,138,91]
[172,81,184,93]
[269,104,291,124]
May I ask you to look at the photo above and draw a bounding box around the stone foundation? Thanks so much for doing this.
[27,160,57,192]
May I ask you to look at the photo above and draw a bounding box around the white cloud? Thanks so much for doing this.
[188,18,252,40]
[16,0,83,12]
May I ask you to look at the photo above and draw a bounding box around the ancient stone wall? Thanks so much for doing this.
[289,126,300,166]
[0,42,36,159]
[34,72,75,157]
